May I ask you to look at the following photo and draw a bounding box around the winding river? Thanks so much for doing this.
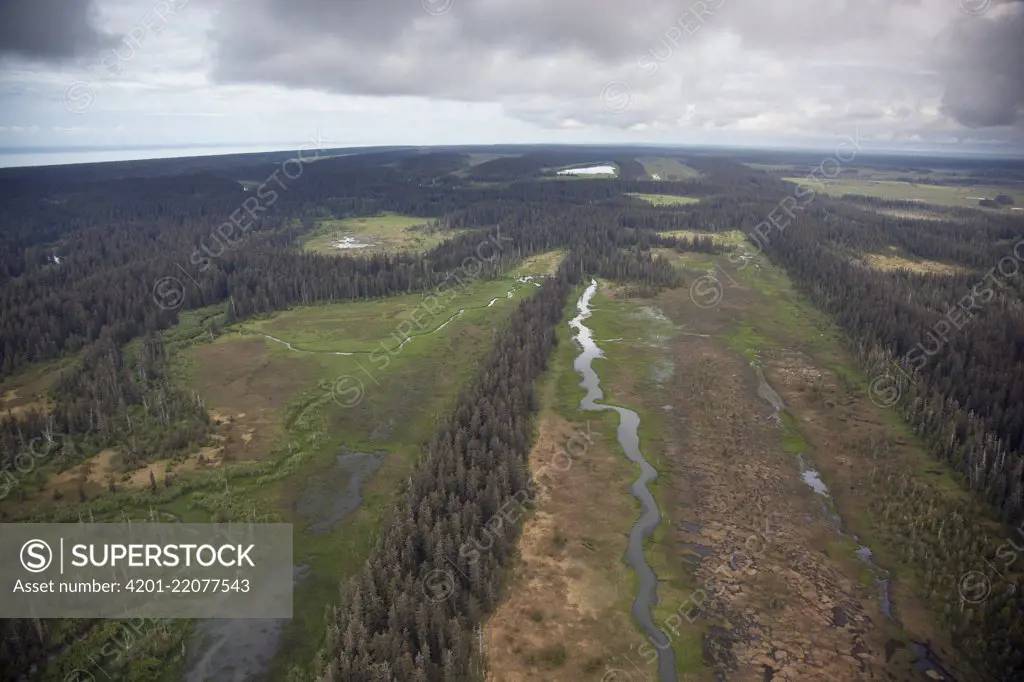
[570,280,678,682]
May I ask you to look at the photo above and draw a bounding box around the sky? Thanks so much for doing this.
[0,0,1022,166]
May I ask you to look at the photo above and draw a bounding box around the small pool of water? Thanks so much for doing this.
[801,470,830,496]
[557,165,617,176]
[333,236,371,249]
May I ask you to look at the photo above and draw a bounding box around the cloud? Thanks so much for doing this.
[0,0,1021,152]
[939,1,1024,128]
[143,111,227,116]
[200,0,1023,143]
[0,0,118,62]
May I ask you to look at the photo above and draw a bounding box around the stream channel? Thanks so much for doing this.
[754,363,957,681]
[570,279,678,682]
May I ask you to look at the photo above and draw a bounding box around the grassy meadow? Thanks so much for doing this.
[8,252,559,680]
[636,157,702,181]
[627,193,701,206]
[299,212,462,255]
[782,176,1024,209]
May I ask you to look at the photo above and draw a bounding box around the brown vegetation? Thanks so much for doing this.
[484,415,637,681]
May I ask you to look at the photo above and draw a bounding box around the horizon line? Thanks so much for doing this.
[2,140,1023,171]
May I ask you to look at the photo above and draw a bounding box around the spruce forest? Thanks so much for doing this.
[1,146,1023,681]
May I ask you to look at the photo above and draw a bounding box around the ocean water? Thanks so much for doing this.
[0,144,316,169]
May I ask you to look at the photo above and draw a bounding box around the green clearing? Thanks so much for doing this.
[180,270,547,678]
[627,193,701,206]
[448,153,510,178]
[862,250,968,276]
[716,254,841,357]
[299,212,462,255]
[465,153,509,167]
[649,247,719,272]
[636,157,702,181]
[0,356,73,418]
[234,276,528,353]
[658,229,747,248]
[21,257,558,680]
[782,177,1024,209]
[511,249,566,276]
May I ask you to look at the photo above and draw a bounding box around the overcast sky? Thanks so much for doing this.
[0,0,1022,163]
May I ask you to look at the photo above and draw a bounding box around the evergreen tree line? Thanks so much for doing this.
[0,330,209,509]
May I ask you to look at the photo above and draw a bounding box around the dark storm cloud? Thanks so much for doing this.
[0,0,117,61]
[940,3,1024,128]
